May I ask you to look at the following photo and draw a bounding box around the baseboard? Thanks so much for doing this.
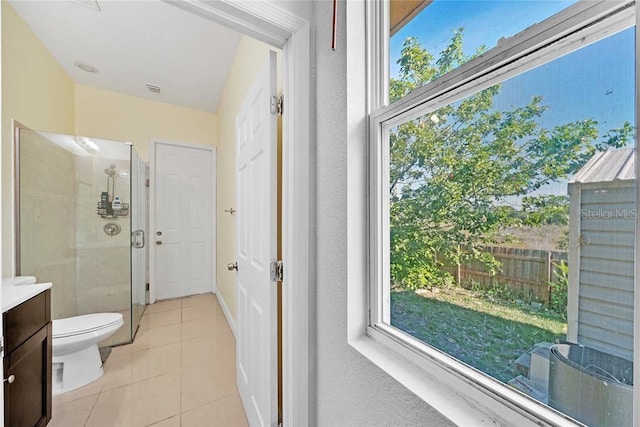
[215,290,237,338]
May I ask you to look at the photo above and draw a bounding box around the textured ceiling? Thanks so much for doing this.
[10,0,242,112]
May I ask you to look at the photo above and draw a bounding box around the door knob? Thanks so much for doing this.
[156,240,163,245]
[227,262,238,271]
[4,375,15,384]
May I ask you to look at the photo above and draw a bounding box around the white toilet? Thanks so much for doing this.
[52,312,124,395]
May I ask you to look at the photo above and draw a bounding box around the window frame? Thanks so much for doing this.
[365,0,637,425]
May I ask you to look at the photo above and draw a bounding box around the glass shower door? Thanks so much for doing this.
[131,146,148,336]
[16,128,147,346]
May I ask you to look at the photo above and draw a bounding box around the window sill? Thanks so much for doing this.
[350,325,580,427]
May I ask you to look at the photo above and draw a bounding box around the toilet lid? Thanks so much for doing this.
[53,313,123,338]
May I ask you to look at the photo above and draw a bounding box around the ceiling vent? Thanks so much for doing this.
[146,84,162,94]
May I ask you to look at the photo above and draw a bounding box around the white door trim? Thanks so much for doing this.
[280,23,311,427]
[149,139,217,304]
[162,2,310,425]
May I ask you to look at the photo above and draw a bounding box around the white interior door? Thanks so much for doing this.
[154,142,215,300]
[236,51,278,427]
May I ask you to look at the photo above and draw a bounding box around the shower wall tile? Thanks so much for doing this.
[20,133,76,202]
[48,261,78,319]
[77,284,130,314]
[76,178,96,247]
[75,248,97,313]
[19,131,78,319]
[76,246,130,313]
[100,246,130,271]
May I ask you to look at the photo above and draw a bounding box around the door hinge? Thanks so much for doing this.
[0,336,4,357]
[145,179,150,187]
[270,95,283,116]
[145,283,150,291]
[270,260,284,282]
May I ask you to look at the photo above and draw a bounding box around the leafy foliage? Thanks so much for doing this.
[390,30,634,289]
[520,195,569,226]
[549,261,569,317]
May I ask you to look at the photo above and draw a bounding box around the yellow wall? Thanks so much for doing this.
[75,85,217,162]
[216,36,279,323]
[2,3,218,278]
[1,1,76,277]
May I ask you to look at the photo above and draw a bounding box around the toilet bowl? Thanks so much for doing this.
[52,312,124,395]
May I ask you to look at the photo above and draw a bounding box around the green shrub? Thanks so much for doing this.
[549,260,569,318]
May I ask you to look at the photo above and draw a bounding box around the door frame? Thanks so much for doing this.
[149,140,217,303]
[163,2,310,425]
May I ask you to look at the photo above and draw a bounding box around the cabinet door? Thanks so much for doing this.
[3,291,49,354]
[4,324,52,427]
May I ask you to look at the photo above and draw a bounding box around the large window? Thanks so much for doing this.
[370,1,636,425]
[389,0,579,98]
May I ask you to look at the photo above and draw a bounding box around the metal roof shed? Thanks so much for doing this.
[567,148,635,361]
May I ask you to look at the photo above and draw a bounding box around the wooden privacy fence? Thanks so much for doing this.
[440,246,568,303]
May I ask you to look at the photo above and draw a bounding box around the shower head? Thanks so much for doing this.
[104,164,116,176]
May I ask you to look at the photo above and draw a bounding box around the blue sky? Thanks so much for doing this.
[390,1,580,76]
[390,0,636,197]
[492,28,635,140]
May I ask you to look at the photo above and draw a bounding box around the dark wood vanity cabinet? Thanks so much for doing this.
[3,290,52,427]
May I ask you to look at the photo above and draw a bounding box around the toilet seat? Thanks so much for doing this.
[53,313,124,338]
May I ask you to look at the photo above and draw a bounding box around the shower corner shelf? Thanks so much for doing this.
[97,202,129,219]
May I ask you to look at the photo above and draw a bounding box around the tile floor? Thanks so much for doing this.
[50,293,249,427]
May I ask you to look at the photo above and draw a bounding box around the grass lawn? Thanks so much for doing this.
[390,287,567,383]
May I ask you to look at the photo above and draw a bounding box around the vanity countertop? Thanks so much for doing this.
[2,277,52,312]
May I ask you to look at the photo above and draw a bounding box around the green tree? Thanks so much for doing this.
[390,30,634,290]
[521,195,569,226]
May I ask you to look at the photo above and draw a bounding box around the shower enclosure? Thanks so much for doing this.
[15,127,148,345]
